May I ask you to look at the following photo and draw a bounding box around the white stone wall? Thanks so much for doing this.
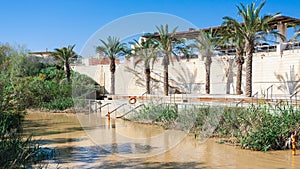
[72,49,300,98]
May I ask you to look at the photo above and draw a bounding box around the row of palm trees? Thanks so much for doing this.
[96,1,284,97]
[51,1,298,98]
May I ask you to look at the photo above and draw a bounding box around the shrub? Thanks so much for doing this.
[130,102,178,128]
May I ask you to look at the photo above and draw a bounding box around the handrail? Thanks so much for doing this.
[290,91,299,99]
[266,84,273,100]
[106,103,127,116]
[97,103,111,112]
[89,100,102,113]
[252,91,258,97]
[252,91,259,104]
[236,99,244,106]
[116,104,145,118]
[290,91,299,110]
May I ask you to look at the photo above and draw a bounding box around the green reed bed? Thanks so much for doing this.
[130,101,300,151]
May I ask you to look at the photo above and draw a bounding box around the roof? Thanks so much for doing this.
[145,15,300,40]
[29,51,52,55]
[268,15,300,27]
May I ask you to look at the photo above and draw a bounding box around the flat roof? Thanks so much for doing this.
[29,51,52,55]
[146,15,300,39]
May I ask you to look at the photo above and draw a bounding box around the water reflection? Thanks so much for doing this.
[76,112,188,158]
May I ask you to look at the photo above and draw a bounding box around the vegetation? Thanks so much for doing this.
[129,101,300,151]
[129,102,179,129]
[221,19,245,95]
[51,44,78,85]
[96,36,128,95]
[152,24,178,96]
[0,46,48,167]
[223,0,282,97]
[217,102,300,151]
[0,43,100,167]
[192,29,219,94]
[129,38,159,94]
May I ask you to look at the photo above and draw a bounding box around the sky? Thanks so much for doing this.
[0,0,299,55]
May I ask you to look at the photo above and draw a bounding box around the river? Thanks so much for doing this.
[24,111,299,169]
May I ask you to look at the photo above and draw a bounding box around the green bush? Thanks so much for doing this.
[42,97,74,110]
[131,102,178,128]
[215,102,300,151]
[133,101,300,151]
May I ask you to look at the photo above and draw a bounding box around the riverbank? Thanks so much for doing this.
[125,102,300,151]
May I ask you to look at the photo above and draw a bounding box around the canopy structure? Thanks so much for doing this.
[144,15,300,39]
[173,15,300,40]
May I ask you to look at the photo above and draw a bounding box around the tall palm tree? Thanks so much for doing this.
[154,24,178,96]
[223,0,281,97]
[130,38,158,94]
[192,29,218,94]
[51,45,78,85]
[96,36,127,95]
[221,21,245,95]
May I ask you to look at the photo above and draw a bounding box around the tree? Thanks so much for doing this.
[96,36,127,95]
[154,24,178,96]
[292,25,300,39]
[223,0,281,97]
[221,19,245,95]
[130,38,158,94]
[192,29,218,94]
[51,45,78,85]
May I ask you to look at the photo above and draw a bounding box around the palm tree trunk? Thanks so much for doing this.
[245,40,255,97]
[111,71,115,95]
[205,64,210,94]
[205,57,212,94]
[163,52,170,96]
[145,68,151,94]
[64,62,71,85]
[225,76,230,94]
[235,49,244,95]
[236,62,243,95]
[163,64,168,96]
[110,57,116,95]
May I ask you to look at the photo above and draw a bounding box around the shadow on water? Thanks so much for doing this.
[100,142,157,154]
[53,145,206,169]
[53,145,109,164]
[36,137,88,145]
[98,160,206,169]
[23,119,95,137]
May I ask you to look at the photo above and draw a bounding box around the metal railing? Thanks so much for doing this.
[266,84,274,101]
[106,103,127,116]
[290,91,299,110]
[116,104,145,118]
[252,91,259,104]
[236,99,244,106]
[97,102,111,112]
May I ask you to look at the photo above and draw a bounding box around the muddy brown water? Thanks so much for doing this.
[24,111,299,169]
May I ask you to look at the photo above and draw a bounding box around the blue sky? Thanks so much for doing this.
[1,0,299,54]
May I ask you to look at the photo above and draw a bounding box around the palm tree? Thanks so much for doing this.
[96,36,127,95]
[223,0,281,97]
[130,38,158,94]
[154,24,178,96]
[292,25,300,39]
[221,21,245,95]
[192,29,218,94]
[51,45,78,85]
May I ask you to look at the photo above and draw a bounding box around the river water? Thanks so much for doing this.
[24,111,299,169]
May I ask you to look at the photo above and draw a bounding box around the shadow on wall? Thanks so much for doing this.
[275,65,300,95]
